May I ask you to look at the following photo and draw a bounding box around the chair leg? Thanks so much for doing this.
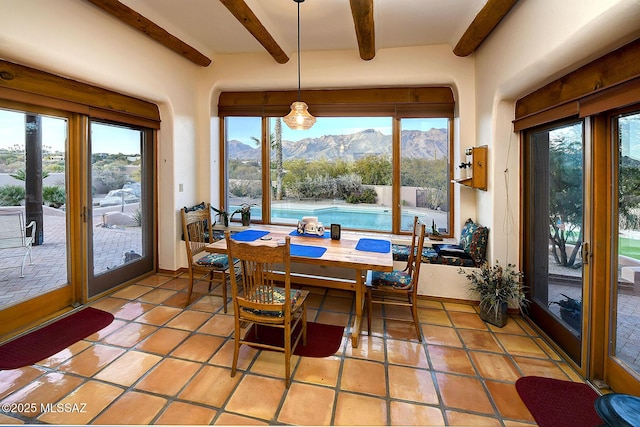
[222,270,228,313]
[284,322,291,388]
[231,313,241,378]
[366,288,373,335]
[411,297,422,342]
[208,270,214,292]
[185,271,194,307]
[302,302,307,347]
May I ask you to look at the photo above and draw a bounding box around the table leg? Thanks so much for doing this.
[351,269,365,348]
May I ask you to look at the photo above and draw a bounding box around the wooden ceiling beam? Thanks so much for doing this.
[349,0,375,61]
[453,0,518,57]
[86,0,212,67]
[219,0,289,64]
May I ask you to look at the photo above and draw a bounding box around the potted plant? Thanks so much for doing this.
[211,206,231,227]
[549,294,581,332]
[459,260,526,327]
[231,203,254,227]
[212,203,255,227]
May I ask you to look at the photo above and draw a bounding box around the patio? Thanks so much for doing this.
[0,205,142,310]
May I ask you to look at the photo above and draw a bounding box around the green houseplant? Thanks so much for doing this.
[232,203,254,227]
[549,294,581,332]
[459,260,526,327]
[212,203,255,227]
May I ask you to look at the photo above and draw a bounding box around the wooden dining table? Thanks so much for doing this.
[206,224,394,347]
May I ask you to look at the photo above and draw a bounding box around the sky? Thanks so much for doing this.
[1,108,449,152]
[0,109,141,155]
[227,116,448,145]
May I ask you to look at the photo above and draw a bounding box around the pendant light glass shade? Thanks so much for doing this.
[283,101,316,130]
[284,0,315,130]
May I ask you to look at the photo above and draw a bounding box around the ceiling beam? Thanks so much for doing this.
[86,0,212,67]
[349,0,375,61]
[218,0,289,64]
[453,0,518,57]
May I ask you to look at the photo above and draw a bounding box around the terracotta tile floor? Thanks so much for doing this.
[0,273,591,425]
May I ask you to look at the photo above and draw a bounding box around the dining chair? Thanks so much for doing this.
[181,203,234,311]
[224,230,309,388]
[366,216,426,341]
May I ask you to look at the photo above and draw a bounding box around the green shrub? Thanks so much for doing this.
[229,180,262,198]
[0,185,25,206]
[131,208,143,226]
[345,187,377,204]
[43,185,66,208]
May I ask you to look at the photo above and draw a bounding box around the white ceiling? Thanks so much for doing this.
[117,0,489,59]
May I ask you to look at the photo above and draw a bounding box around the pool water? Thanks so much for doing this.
[242,205,421,232]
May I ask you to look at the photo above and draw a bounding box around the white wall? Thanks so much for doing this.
[202,44,478,233]
[1,0,639,277]
[0,0,202,271]
[474,0,640,267]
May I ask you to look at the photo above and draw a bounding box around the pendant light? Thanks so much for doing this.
[283,0,316,130]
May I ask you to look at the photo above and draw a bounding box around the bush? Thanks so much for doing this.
[335,173,362,199]
[43,185,66,208]
[0,185,25,206]
[229,180,262,198]
[131,208,143,226]
[288,174,336,200]
[345,187,377,204]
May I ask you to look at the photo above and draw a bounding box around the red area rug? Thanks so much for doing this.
[515,376,604,427]
[0,307,114,370]
[244,321,344,358]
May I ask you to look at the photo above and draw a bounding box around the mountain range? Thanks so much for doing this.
[228,128,448,162]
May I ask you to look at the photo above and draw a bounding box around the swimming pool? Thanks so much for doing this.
[236,205,434,232]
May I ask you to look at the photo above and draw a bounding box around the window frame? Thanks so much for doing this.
[219,87,455,235]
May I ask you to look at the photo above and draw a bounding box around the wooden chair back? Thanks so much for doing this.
[225,231,294,322]
[405,216,420,275]
[181,203,212,263]
[408,222,426,296]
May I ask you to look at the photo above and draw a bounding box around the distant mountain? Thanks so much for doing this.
[228,128,448,162]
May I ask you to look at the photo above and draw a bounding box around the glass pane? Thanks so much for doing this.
[90,122,143,276]
[615,111,640,372]
[267,116,393,231]
[532,122,584,335]
[225,117,263,223]
[400,118,450,233]
[0,108,68,309]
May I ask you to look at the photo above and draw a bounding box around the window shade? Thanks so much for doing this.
[218,87,455,119]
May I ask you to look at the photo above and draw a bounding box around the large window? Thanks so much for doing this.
[220,87,454,234]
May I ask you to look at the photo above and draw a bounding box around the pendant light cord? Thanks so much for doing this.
[296,0,301,101]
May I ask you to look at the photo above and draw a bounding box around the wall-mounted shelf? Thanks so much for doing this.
[452,145,487,191]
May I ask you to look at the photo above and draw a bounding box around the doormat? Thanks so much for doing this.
[515,376,604,427]
[244,321,344,358]
[0,307,114,370]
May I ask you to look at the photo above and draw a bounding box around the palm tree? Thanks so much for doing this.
[273,118,284,200]
[10,168,49,181]
[251,118,285,200]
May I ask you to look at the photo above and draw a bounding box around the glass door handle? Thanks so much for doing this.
[582,242,590,264]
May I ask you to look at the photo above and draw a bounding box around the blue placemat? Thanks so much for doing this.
[289,230,331,239]
[290,244,327,258]
[231,229,270,242]
[355,238,391,253]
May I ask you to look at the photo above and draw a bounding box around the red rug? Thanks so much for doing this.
[243,321,344,358]
[515,376,604,427]
[0,307,114,370]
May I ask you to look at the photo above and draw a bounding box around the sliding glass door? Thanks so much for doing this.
[87,120,154,298]
[0,104,74,334]
[605,109,640,394]
[523,121,587,364]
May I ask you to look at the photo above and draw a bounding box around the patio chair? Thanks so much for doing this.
[181,203,234,311]
[225,230,309,388]
[366,216,426,341]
